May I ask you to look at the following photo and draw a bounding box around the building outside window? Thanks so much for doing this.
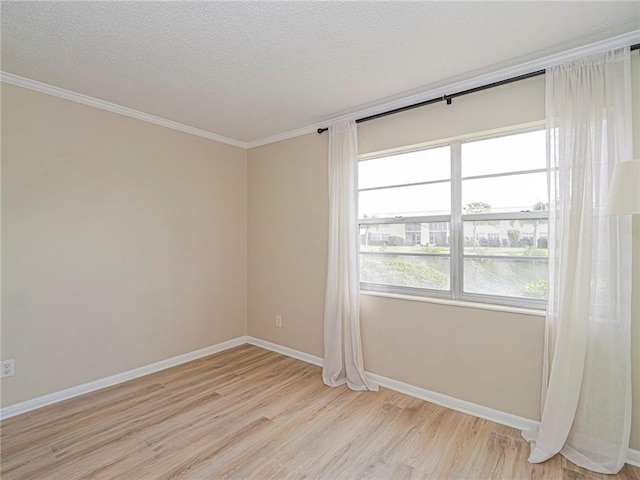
[404,223,422,245]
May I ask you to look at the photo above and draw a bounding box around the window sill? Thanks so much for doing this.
[360,290,547,317]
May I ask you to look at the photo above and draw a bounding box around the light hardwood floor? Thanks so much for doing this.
[1,344,639,480]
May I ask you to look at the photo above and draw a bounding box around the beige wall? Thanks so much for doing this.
[1,84,248,407]
[248,56,640,449]
[359,296,544,417]
[247,134,327,357]
[358,75,545,154]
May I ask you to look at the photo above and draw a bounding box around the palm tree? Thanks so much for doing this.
[521,201,548,247]
[464,202,492,249]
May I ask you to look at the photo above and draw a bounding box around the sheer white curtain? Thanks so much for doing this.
[523,47,633,474]
[322,121,378,392]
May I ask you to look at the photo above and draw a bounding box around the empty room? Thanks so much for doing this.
[1,1,640,479]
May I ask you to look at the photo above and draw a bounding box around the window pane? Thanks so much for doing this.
[464,257,548,299]
[463,219,549,252]
[462,172,547,214]
[359,146,450,189]
[359,182,451,219]
[462,130,545,177]
[361,253,450,290]
[360,223,451,252]
[357,128,549,308]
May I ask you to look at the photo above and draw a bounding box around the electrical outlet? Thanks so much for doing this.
[1,359,15,378]
[275,315,282,327]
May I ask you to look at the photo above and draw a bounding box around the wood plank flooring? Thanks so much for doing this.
[1,344,639,479]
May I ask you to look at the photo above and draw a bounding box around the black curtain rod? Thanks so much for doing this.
[317,43,640,134]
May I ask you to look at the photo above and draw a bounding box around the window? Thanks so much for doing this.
[359,146,452,293]
[358,129,548,309]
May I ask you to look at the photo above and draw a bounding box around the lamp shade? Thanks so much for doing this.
[606,159,640,215]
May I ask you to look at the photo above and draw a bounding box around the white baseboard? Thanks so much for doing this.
[247,337,537,432]
[0,336,248,420]
[365,372,537,432]
[628,448,640,467]
[246,336,324,367]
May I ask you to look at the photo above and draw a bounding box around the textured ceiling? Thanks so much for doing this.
[1,1,639,145]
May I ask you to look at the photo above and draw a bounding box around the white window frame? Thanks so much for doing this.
[358,126,548,310]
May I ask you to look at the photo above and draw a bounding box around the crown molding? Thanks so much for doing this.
[246,122,325,149]
[0,72,248,149]
[3,31,638,150]
[248,30,640,148]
